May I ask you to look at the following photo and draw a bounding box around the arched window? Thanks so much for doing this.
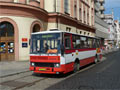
[32,24,40,33]
[0,22,14,37]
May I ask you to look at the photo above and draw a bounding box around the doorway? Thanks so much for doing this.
[0,22,14,61]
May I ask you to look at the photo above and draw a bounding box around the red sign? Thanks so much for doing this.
[22,38,28,42]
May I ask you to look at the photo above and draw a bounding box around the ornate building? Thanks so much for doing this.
[94,0,109,47]
[114,20,120,47]
[0,0,95,61]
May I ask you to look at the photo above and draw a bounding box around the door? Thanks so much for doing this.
[0,22,14,61]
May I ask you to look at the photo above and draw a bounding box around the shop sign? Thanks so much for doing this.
[22,38,28,42]
[22,38,28,48]
[22,43,28,48]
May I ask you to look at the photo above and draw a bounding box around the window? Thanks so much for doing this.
[84,32,86,35]
[8,42,14,53]
[79,8,82,21]
[72,35,98,49]
[96,39,101,48]
[93,39,96,48]
[65,35,71,49]
[87,13,89,24]
[0,42,6,53]
[72,35,81,49]
[84,11,86,23]
[66,27,71,32]
[33,24,40,33]
[80,37,88,48]
[30,33,61,54]
[64,0,69,14]
[0,22,14,37]
[72,35,76,48]
[87,8,89,24]
[74,5,77,18]
[80,31,82,34]
[88,38,93,48]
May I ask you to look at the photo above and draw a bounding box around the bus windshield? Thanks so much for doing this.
[30,33,61,55]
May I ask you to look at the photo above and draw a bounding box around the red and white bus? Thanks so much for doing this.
[30,30,102,74]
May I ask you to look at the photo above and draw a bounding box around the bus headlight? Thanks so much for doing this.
[31,62,35,66]
[54,63,60,67]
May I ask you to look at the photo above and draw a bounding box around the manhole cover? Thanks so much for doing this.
[0,80,29,87]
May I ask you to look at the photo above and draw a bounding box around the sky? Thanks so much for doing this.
[104,0,120,20]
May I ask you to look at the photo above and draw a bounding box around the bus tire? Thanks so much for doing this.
[73,62,80,73]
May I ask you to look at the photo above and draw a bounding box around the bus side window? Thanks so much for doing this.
[80,36,87,48]
[64,35,71,49]
[88,38,93,48]
[72,35,81,49]
[80,40,84,48]
[72,35,76,49]
[93,39,96,48]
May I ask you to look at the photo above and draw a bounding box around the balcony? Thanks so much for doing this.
[99,0,105,3]
[100,14,105,19]
[100,6,105,11]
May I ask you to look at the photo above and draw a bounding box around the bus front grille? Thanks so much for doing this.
[34,62,54,67]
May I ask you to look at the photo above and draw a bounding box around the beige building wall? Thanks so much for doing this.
[47,23,57,30]
[13,0,95,28]
[0,0,95,61]
[14,0,18,3]
[13,0,95,35]
[56,0,61,12]
[44,0,94,27]
[0,16,45,60]
[47,22,95,37]
[44,0,55,12]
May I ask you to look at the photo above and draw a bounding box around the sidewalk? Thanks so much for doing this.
[0,60,29,78]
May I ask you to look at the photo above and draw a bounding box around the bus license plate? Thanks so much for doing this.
[39,68,46,71]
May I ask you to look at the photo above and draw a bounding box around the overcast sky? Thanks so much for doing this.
[104,0,120,20]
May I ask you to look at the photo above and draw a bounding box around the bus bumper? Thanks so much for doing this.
[29,65,66,74]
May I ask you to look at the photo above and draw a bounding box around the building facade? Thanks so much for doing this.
[94,0,109,47]
[0,0,95,61]
[114,20,120,47]
[104,12,116,49]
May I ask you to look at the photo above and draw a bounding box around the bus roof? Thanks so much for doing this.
[31,30,62,35]
[31,29,99,39]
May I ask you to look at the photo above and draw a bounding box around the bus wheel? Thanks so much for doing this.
[73,62,80,73]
